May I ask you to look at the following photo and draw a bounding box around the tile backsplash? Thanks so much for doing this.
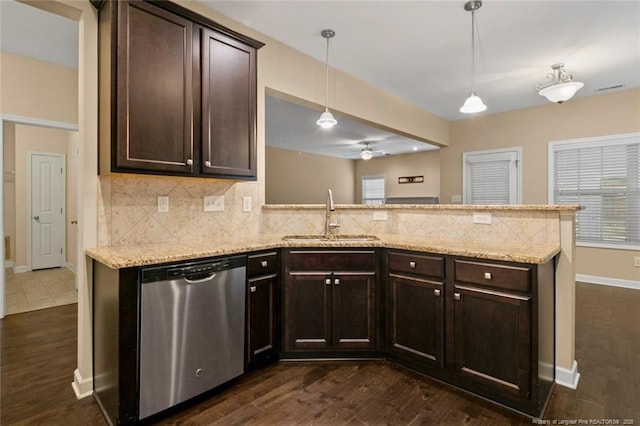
[98,175,260,247]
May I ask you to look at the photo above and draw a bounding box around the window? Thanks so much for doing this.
[362,175,385,205]
[549,133,640,249]
[463,148,522,204]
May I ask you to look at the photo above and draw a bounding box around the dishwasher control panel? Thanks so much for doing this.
[141,255,246,283]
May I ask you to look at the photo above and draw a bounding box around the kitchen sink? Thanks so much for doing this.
[282,234,379,242]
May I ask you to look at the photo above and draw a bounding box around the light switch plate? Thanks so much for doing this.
[373,211,388,221]
[243,196,252,212]
[203,195,224,212]
[634,257,640,267]
[473,212,492,224]
[451,194,462,203]
[157,196,169,213]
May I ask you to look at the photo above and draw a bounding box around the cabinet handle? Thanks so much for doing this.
[484,272,492,280]
[204,160,211,167]
[250,286,256,293]
[434,289,441,297]
[186,159,193,166]
[261,261,268,267]
[409,261,416,269]
[454,293,461,301]
[334,278,340,285]
[325,278,332,285]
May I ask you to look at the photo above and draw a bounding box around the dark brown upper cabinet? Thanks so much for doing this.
[98,0,262,179]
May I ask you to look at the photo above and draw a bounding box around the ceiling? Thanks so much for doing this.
[204,0,640,122]
[3,1,638,159]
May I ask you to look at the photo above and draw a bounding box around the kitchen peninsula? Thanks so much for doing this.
[88,203,579,423]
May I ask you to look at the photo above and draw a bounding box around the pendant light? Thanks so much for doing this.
[460,0,487,114]
[536,63,584,103]
[316,29,338,129]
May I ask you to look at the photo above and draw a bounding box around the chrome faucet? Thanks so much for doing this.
[325,189,340,236]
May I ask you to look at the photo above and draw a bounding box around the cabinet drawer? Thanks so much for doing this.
[388,251,444,278]
[248,252,278,277]
[454,260,531,293]
[288,250,376,272]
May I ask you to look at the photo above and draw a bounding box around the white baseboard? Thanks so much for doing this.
[66,262,75,273]
[13,265,28,273]
[576,274,640,291]
[555,360,580,389]
[71,368,93,399]
[4,261,14,269]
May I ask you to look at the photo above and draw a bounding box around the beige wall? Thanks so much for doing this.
[13,124,76,268]
[265,147,356,204]
[0,51,78,124]
[355,150,440,201]
[442,88,640,282]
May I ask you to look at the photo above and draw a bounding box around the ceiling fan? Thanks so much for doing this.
[359,141,386,160]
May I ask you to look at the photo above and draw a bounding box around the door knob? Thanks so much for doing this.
[71,220,78,225]
[33,216,40,221]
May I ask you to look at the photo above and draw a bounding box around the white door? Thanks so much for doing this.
[30,153,65,270]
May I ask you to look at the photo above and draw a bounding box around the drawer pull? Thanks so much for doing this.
[484,272,492,280]
[205,160,211,167]
[454,293,461,301]
[409,261,416,269]
[434,289,441,297]
[334,278,340,285]
[261,260,268,267]
[250,286,257,293]
[325,278,332,285]
[186,158,193,166]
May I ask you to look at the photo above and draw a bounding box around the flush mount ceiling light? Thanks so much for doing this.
[316,29,338,129]
[360,142,373,160]
[460,0,487,114]
[536,63,584,104]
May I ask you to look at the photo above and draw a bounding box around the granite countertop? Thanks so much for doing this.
[86,233,561,269]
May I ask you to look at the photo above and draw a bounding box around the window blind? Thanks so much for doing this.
[362,176,385,205]
[552,135,640,247]
[467,159,511,205]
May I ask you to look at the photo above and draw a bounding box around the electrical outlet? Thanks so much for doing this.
[157,196,169,213]
[472,212,492,224]
[634,257,640,267]
[373,211,388,221]
[243,196,252,212]
[203,195,224,212]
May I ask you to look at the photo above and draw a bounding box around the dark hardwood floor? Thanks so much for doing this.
[1,283,638,425]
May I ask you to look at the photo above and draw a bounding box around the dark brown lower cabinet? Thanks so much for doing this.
[388,274,444,369]
[283,249,379,354]
[246,251,279,369]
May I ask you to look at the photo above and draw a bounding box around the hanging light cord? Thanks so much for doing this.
[470,9,476,91]
[324,35,330,111]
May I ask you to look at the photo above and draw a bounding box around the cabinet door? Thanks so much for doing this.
[332,273,377,350]
[201,28,257,178]
[116,1,194,173]
[284,274,331,351]
[453,285,531,399]
[247,274,277,367]
[388,275,444,368]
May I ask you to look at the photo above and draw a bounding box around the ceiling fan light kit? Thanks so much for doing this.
[536,63,584,103]
[317,29,338,129]
[460,0,487,114]
[360,142,374,160]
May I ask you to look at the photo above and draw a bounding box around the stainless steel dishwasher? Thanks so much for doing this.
[138,255,246,420]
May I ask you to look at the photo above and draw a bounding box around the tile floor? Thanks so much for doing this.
[4,267,77,315]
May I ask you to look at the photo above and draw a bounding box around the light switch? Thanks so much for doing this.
[243,196,252,212]
[157,196,169,213]
[451,194,462,203]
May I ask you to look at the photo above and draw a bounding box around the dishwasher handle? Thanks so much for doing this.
[183,273,216,284]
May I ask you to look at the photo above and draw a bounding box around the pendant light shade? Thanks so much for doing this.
[536,63,583,103]
[360,143,373,160]
[316,109,338,128]
[460,92,487,113]
[460,0,486,114]
[317,29,337,129]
